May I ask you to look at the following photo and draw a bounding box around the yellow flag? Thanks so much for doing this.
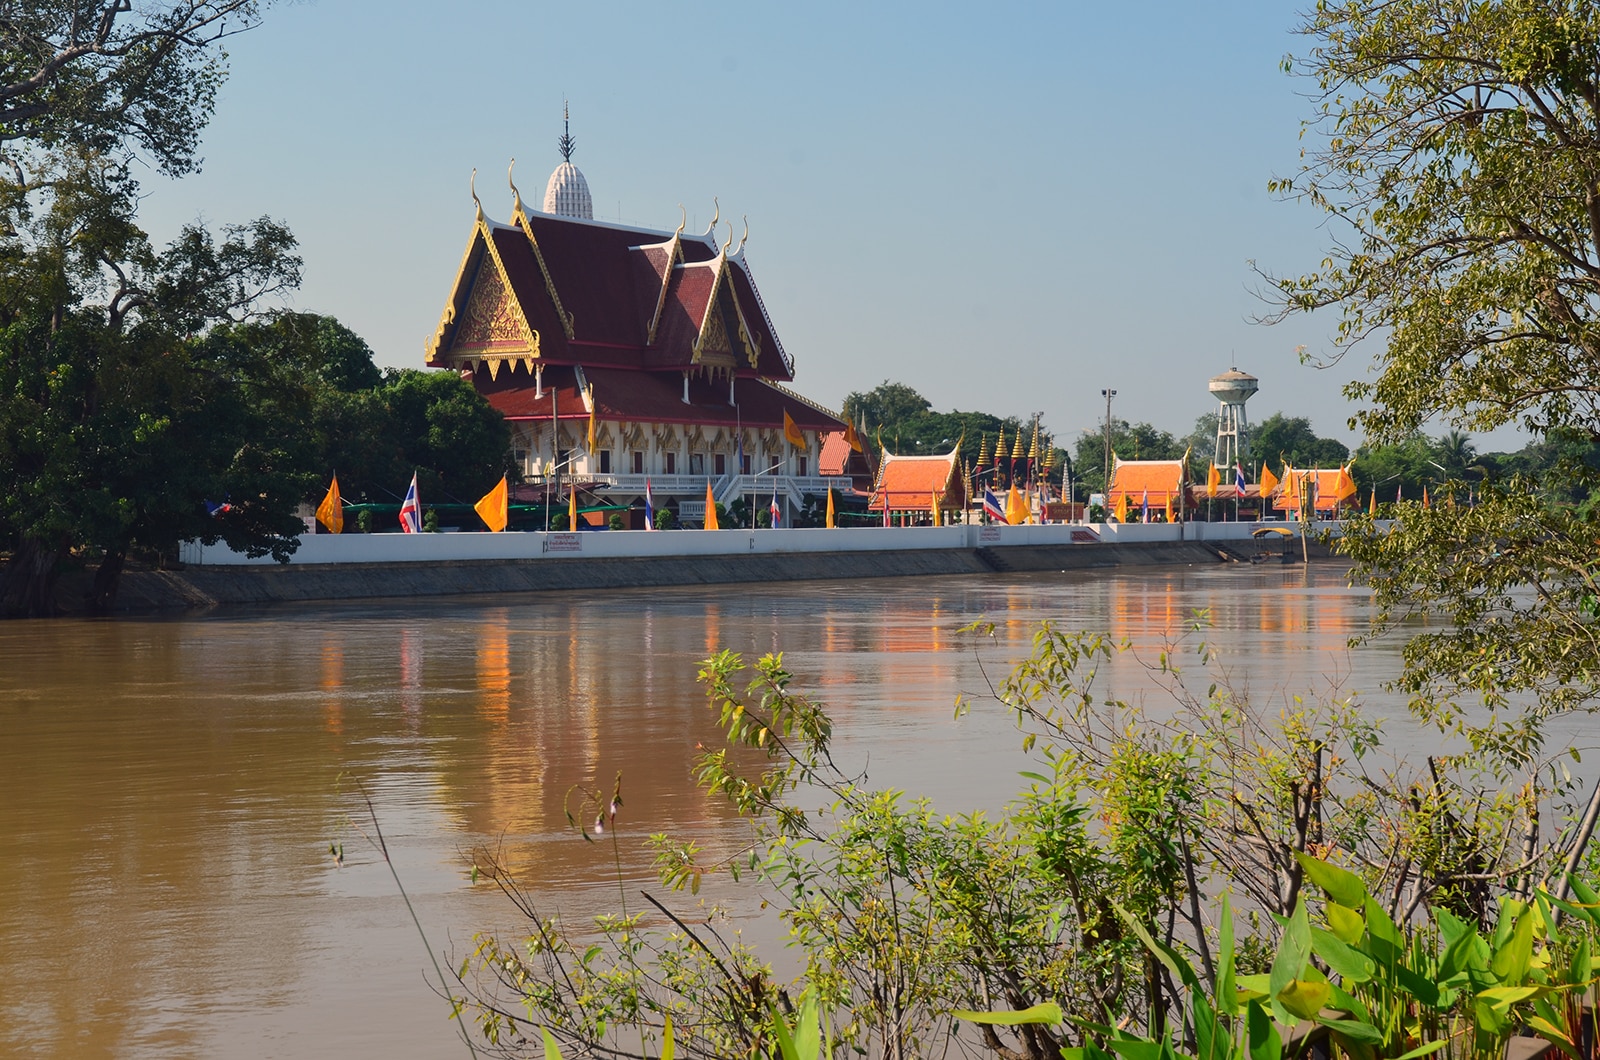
[1259,464,1280,498]
[1115,491,1129,522]
[1207,463,1220,498]
[586,387,597,453]
[1006,485,1027,525]
[1422,485,1431,509]
[842,422,864,454]
[475,475,508,532]
[704,480,719,529]
[316,474,343,534]
[568,487,578,531]
[930,487,941,527]
[826,488,836,528]
[1334,464,1357,502]
[1369,488,1377,516]
[1165,490,1175,523]
[783,409,806,449]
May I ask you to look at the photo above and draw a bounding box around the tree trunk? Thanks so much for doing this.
[0,536,63,617]
[86,545,127,614]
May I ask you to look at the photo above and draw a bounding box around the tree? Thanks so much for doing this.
[0,2,311,615]
[1274,1,1600,766]
[1248,412,1349,476]
[1070,420,1183,495]
[1267,0,1600,446]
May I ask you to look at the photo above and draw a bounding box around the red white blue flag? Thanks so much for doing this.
[645,478,655,529]
[1235,462,1247,493]
[399,473,422,533]
[983,488,1006,523]
[770,492,781,528]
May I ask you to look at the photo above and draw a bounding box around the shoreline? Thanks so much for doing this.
[86,536,1342,613]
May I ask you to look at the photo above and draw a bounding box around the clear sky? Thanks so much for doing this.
[135,0,1511,454]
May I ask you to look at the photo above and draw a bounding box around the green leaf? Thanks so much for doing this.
[1491,906,1535,984]
[1270,901,1314,1000]
[1326,903,1366,946]
[1277,976,1331,1020]
[1247,1000,1283,1060]
[541,1026,564,1060]
[1391,1040,1451,1060]
[662,1015,675,1060]
[953,1002,1063,1027]
[1297,853,1368,908]
[1217,894,1239,1016]
[1311,927,1376,983]
[1316,1017,1384,1044]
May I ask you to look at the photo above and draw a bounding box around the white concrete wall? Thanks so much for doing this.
[188,519,1362,566]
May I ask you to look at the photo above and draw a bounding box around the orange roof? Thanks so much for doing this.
[1108,459,1186,502]
[870,447,965,511]
[819,431,851,476]
[1274,467,1357,512]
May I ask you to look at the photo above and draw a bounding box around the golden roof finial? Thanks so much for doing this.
[674,204,686,238]
[736,215,749,254]
[722,219,734,253]
[706,196,720,236]
[470,168,483,222]
[508,158,523,216]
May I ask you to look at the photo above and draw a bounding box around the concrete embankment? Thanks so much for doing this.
[102,538,1339,611]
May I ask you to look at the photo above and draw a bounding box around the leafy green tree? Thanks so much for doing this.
[1070,420,1184,495]
[1249,412,1349,477]
[375,369,514,504]
[1274,1,1600,768]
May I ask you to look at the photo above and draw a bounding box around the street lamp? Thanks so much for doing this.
[1101,389,1117,498]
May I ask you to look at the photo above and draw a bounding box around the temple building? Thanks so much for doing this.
[869,445,966,523]
[426,113,848,526]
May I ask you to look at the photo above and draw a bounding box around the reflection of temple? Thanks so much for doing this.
[427,114,848,526]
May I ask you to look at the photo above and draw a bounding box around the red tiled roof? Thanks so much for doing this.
[819,431,851,476]
[870,449,965,511]
[473,363,842,432]
[1274,467,1357,512]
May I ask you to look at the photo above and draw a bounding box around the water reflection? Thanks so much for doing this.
[0,565,1397,1059]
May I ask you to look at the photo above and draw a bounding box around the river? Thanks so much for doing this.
[0,564,1402,1058]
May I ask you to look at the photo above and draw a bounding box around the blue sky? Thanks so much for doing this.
[137,0,1504,453]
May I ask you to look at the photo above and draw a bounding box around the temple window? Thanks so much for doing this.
[665,452,677,475]
[598,450,612,474]
[796,455,808,476]
[689,453,705,476]
[632,451,644,474]
[714,454,726,476]
[740,454,751,475]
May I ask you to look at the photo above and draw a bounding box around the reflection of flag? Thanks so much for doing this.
[645,479,655,529]
[783,410,806,449]
[474,475,508,532]
[983,488,1006,522]
[399,473,421,533]
[316,475,342,533]
[843,422,864,454]
[826,488,836,528]
[1207,463,1220,497]
[770,492,781,528]
[704,480,719,529]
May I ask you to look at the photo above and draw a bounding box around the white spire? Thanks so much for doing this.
[543,102,593,219]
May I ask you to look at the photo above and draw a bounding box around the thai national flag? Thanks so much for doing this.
[205,499,233,517]
[769,493,781,528]
[1235,462,1247,493]
[644,478,655,529]
[983,488,1006,523]
[399,473,422,533]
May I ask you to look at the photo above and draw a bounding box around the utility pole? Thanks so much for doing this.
[1101,388,1117,498]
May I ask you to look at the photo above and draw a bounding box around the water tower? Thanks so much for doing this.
[1209,367,1258,469]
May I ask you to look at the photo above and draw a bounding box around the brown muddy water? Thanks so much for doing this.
[0,565,1428,1057]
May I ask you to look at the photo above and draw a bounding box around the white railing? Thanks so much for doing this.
[544,473,850,498]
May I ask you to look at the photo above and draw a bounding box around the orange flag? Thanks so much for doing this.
[1206,463,1220,498]
[1423,486,1432,509]
[316,474,343,534]
[1368,489,1377,516]
[1259,464,1280,498]
[475,475,509,532]
[842,422,864,454]
[930,487,941,527]
[783,410,806,449]
[568,487,578,531]
[826,488,836,528]
[704,480,719,529]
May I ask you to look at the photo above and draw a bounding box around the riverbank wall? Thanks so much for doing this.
[93,521,1348,611]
